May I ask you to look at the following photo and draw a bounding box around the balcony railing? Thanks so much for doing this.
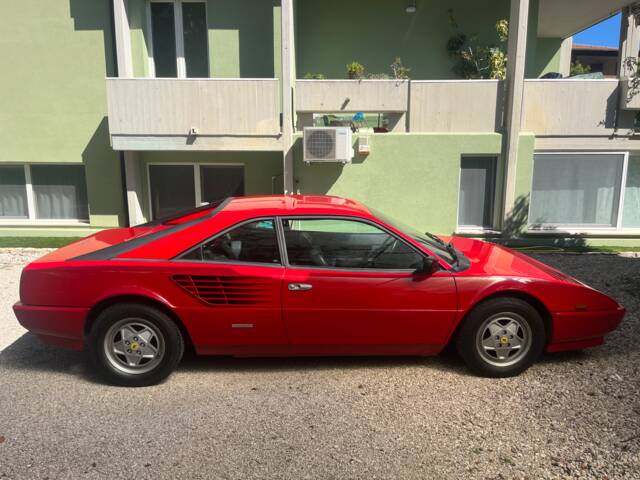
[409,80,504,133]
[106,78,281,151]
[522,79,619,136]
[295,79,409,113]
[106,77,630,151]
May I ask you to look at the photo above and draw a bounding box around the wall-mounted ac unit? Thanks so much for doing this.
[303,127,353,164]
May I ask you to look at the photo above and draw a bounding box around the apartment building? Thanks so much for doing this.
[1,0,639,247]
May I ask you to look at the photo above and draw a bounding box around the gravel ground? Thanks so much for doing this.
[0,249,638,479]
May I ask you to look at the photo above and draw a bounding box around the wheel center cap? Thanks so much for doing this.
[499,336,509,346]
[130,342,140,351]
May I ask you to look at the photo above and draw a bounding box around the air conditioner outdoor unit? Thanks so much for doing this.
[303,127,353,164]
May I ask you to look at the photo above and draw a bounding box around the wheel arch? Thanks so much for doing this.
[448,290,553,347]
[84,294,195,355]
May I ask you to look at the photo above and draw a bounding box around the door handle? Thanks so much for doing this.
[288,283,313,291]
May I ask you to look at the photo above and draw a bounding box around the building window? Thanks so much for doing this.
[148,1,209,78]
[0,165,89,223]
[148,164,245,219]
[458,156,497,230]
[622,156,640,228]
[529,153,630,231]
[0,166,28,219]
[200,165,244,204]
[149,164,195,219]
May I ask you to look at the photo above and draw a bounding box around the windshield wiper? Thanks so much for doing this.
[445,242,459,264]
[424,231,458,265]
[424,231,446,246]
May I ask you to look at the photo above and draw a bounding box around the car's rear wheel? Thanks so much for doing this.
[88,303,184,386]
[456,297,546,377]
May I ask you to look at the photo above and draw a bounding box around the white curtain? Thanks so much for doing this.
[530,154,624,227]
[623,157,640,228]
[34,185,82,219]
[0,185,28,218]
[0,167,28,218]
[31,165,88,220]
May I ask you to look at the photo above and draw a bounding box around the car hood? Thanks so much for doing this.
[444,236,579,282]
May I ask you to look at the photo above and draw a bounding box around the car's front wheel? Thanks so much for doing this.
[88,303,184,386]
[456,297,546,377]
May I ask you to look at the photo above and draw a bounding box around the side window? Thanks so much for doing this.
[182,219,281,264]
[282,218,423,270]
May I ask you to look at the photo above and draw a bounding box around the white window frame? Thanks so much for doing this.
[455,155,502,234]
[146,163,245,220]
[526,151,640,235]
[0,164,90,226]
[146,0,209,79]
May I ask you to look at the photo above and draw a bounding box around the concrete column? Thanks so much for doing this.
[558,37,573,78]
[123,152,146,226]
[281,0,295,194]
[112,0,133,77]
[502,0,530,221]
[619,6,640,77]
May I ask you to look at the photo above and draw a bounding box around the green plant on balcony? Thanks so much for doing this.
[446,10,509,80]
[569,61,591,76]
[622,57,640,132]
[304,72,326,79]
[623,57,640,100]
[346,61,366,79]
[390,57,411,79]
[345,58,411,80]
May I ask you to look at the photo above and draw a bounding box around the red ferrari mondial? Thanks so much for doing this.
[14,195,624,386]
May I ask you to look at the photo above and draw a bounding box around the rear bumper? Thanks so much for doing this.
[547,306,625,353]
[13,302,88,350]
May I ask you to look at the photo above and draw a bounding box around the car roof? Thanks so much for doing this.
[221,195,372,217]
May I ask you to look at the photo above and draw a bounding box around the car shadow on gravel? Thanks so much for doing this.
[175,347,474,376]
[0,332,474,382]
[1,328,633,384]
[0,333,100,383]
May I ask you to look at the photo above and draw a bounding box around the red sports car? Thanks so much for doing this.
[14,195,624,386]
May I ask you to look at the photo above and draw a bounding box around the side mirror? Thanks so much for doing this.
[414,257,439,275]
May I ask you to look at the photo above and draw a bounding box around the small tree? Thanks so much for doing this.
[446,11,509,80]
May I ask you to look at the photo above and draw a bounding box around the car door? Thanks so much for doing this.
[171,218,288,349]
[280,217,457,352]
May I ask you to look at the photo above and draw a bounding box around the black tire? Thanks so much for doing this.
[456,297,546,378]
[87,303,184,387]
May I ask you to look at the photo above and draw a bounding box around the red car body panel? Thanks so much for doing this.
[14,195,624,358]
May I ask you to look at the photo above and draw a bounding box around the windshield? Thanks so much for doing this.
[370,208,457,265]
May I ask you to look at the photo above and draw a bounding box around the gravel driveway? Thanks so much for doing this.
[0,249,638,479]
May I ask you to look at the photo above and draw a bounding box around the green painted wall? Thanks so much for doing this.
[0,0,125,229]
[533,38,563,77]
[296,0,508,80]
[128,0,281,78]
[138,151,284,220]
[295,0,552,80]
[128,0,150,77]
[293,133,503,234]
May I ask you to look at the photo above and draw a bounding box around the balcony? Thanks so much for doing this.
[106,78,282,151]
[295,79,505,133]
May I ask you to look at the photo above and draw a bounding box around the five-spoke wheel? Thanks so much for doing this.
[88,303,184,387]
[457,297,545,377]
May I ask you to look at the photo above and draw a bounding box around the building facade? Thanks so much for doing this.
[1,0,639,247]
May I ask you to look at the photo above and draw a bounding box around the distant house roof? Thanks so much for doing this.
[572,44,619,53]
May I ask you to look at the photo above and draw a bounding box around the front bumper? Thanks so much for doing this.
[13,302,89,350]
[547,306,625,353]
